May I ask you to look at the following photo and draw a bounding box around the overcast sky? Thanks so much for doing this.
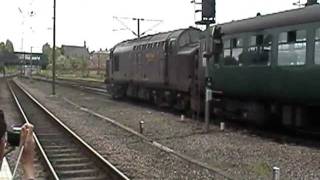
[0,0,306,53]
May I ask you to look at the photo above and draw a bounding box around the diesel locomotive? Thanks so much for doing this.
[108,3,320,129]
[108,28,202,111]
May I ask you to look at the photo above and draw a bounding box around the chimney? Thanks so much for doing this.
[306,0,318,6]
[84,41,87,48]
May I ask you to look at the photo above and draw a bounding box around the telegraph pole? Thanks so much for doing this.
[23,52,26,75]
[30,46,33,79]
[52,0,56,95]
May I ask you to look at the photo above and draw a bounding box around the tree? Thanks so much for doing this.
[0,42,6,53]
[42,43,51,56]
[5,40,14,53]
[0,40,18,65]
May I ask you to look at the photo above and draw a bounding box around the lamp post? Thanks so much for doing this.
[18,7,25,76]
[52,0,56,95]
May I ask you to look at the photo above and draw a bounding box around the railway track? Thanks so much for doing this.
[24,76,109,96]
[15,75,320,178]
[26,76,320,138]
[19,77,236,179]
[7,79,129,180]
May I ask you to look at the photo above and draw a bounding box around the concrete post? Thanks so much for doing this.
[139,121,144,134]
[220,122,225,131]
[273,167,280,180]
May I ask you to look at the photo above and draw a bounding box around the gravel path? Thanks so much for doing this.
[0,78,47,179]
[17,78,320,179]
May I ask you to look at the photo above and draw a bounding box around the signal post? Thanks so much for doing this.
[194,0,218,132]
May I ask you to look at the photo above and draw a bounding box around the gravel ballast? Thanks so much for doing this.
[17,78,320,179]
[16,79,224,179]
[0,79,47,179]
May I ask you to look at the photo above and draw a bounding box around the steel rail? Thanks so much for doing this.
[63,99,236,180]
[7,80,60,180]
[23,76,109,97]
[19,76,236,179]
[12,79,130,180]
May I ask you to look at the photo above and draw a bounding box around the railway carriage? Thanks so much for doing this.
[207,4,320,128]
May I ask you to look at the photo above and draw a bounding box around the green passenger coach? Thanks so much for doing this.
[208,4,320,128]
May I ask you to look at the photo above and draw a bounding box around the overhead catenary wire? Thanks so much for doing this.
[113,16,138,37]
[113,16,163,38]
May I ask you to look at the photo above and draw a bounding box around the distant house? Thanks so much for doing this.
[89,49,109,70]
[61,41,89,61]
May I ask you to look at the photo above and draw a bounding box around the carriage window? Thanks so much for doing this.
[223,38,243,66]
[315,28,320,64]
[231,38,243,64]
[278,30,306,66]
[278,32,287,43]
[249,36,257,47]
[247,34,272,66]
[223,39,231,56]
[248,35,263,51]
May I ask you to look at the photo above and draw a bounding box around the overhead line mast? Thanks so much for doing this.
[113,16,163,39]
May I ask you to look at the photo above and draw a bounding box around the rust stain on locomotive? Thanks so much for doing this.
[145,53,158,62]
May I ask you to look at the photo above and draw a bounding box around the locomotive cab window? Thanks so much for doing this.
[179,32,190,47]
[278,30,306,66]
[247,34,272,66]
[168,39,176,53]
[315,28,320,65]
[223,38,243,66]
